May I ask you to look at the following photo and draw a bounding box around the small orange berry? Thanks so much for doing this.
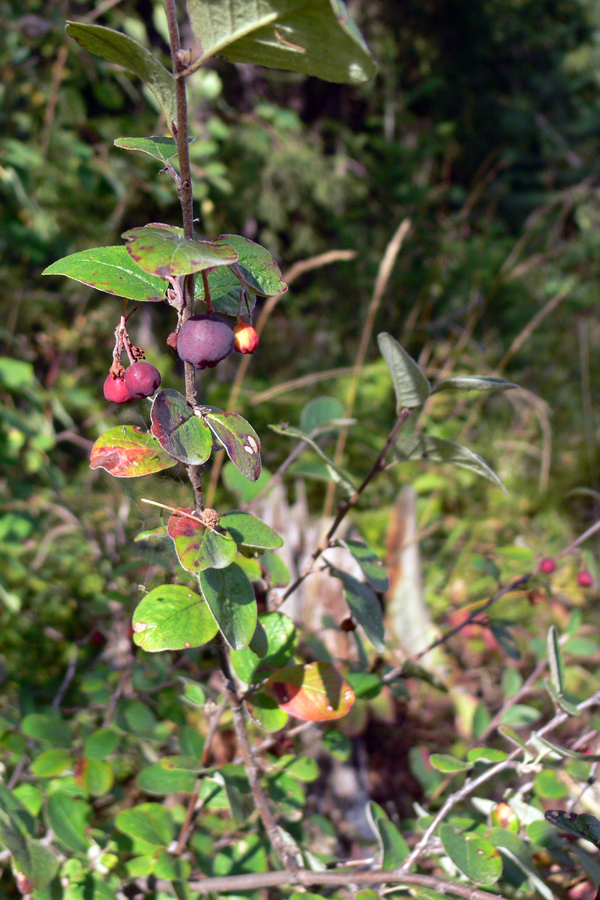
[234,319,259,354]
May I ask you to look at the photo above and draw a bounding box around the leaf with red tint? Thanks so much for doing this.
[90,426,176,477]
[205,411,262,481]
[150,390,212,465]
[167,508,236,573]
[265,662,355,722]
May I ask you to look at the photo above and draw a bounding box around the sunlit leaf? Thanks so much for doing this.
[367,802,409,868]
[199,564,257,649]
[167,508,237,573]
[220,510,283,550]
[116,804,173,849]
[43,245,167,302]
[46,793,91,853]
[185,0,376,84]
[66,23,177,124]
[150,390,212,465]
[230,612,297,683]
[90,426,176,478]
[215,234,287,296]
[334,537,389,593]
[377,332,431,410]
[432,376,519,395]
[392,434,506,491]
[132,584,219,652]
[205,411,262,481]
[265,661,355,721]
[269,423,357,491]
[439,824,502,885]
[115,135,188,162]
[122,223,238,278]
[330,567,385,652]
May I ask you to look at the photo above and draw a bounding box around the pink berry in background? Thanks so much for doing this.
[539,558,556,574]
[124,361,162,399]
[103,373,133,404]
[577,570,593,588]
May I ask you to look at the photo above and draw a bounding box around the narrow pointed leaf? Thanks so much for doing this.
[430,754,473,773]
[392,434,506,491]
[115,135,186,162]
[150,390,213,465]
[265,662,355,722]
[220,511,283,550]
[545,811,600,848]
[90,426,176,478]
[330,568,385,652]
[269,423,357,491]
[186,0,376,85]
[432,376,519,395]
[66,23,176,125]
[543,679,580,715]
[547,625,565,694]
[122,223,238,278]
[199,564,257,649]
[335,538,389,592]
[132,584,219,652]
[205,412,262,482]
[377,333,431,410]
[215,235,287,296]
[43,246,167,302]
[168,508,237,573]
[439,824,502,885]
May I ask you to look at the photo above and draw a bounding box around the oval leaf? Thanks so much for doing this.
[392,434,506,491]
[439,824,502,885]
[220,511,283,550]
[215,234,287,297]
[367,803,409,868]
[90,426,176,478]
[116,804,173,848]
[377,333,431,410]
[66,22,177,125]
[43,245,166,302]
[168,508,237,573]
[245,692,289,732]
[46,793,91,854]
[122,223,238,278]
[230,612,297,684]
[132,584,219,652]
[114,135,183,162]
[205,411,262,482]
[186,0,376,85]
[199,564,257,649]
[150,390,213,465]
[330,568,385,652]
[265,662,355,722]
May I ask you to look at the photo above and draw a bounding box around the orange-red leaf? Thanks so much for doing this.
[265,662,355,722]
[90,426,176,477]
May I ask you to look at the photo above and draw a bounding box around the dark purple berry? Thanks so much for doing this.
[124,361,161,399]
[177,314,235,370]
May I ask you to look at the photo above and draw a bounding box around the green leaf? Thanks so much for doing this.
[79,759,114,797]
[31,749,72,777]
[367,803,410,868]
[261,550,291,587]
[269,423,357,491]
[116,804,173,848]
[122,223,237,278]
[186,0,376,85]
[83,728,120,761]
[205,411,262,482]
[194,265,253,317]
[489,827,555,900]
[137,763,196,795]
[543,679,580,715]
[220,510,283,550]
[439,824,502,885]
[322,729,351,760]
[43,245,167,302]
[0,807,59,893]
[215,234,287,296]
[432,376,519,395]
[150,390,213,466]
[545,811,600,848]
[66,23,177,125]
[392,434,506,491]
[115,135,188,162]
[300,397,345,434]
[0,358,35,390]
[230,612,297,683]
[344,671,383,700]
[547,625,565,694]
[132,584,219,652]
[335,538,389,593]
[466,747,508,763]
[330,568,385,652]
[430,754,473,773]
[167,508,237,573]
[377,333,431,410]
[222,461,273,502]
[199,564,257,649]
[46,793,91,854]
[90,426,177,478]
[22,713,70,746]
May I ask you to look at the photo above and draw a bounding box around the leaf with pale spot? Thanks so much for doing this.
[205,411,262,482]
[167,508,236,573]
[90,427,176,478]
[132,584,219,652]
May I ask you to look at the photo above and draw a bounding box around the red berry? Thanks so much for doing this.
[103,373,133,404]
[234,320,259,354]
[539,558,556,574]
[578,570,593,588]
[177,314,235,369]
[124,361,161,399]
